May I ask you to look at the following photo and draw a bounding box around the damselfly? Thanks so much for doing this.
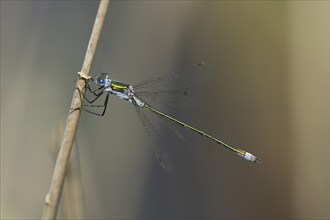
[80,62,260,171]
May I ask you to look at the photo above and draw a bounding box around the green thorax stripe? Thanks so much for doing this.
[111,81,129,93]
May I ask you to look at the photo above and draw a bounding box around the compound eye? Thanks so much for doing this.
[96,78,105,85]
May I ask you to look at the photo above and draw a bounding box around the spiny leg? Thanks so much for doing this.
[83,79,107,104]
[84,87,106,104]
[70,81,106,115]
[73,77,105,104]
[85,79,105,98]
[82,92,110,116]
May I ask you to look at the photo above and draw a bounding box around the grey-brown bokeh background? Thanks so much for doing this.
[1,1,329,219]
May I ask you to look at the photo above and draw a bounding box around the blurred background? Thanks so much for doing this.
[1,1,329,219]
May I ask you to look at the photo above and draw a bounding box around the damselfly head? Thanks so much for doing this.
[95,73,109,87]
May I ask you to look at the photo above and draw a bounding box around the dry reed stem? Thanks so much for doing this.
[50,121,86,219]
[42,1,110,219]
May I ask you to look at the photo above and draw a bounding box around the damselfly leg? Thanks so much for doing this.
[75,78,110,116]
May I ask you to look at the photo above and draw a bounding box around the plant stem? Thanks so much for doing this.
[42,1,110,219]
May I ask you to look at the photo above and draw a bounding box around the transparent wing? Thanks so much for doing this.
[135,107,172,172]
[134,62,213,92]
[136,91,198,108]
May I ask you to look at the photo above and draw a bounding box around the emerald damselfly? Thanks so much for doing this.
[80,62,260,171]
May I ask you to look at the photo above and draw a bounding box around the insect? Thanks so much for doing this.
[80,62,260,171]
